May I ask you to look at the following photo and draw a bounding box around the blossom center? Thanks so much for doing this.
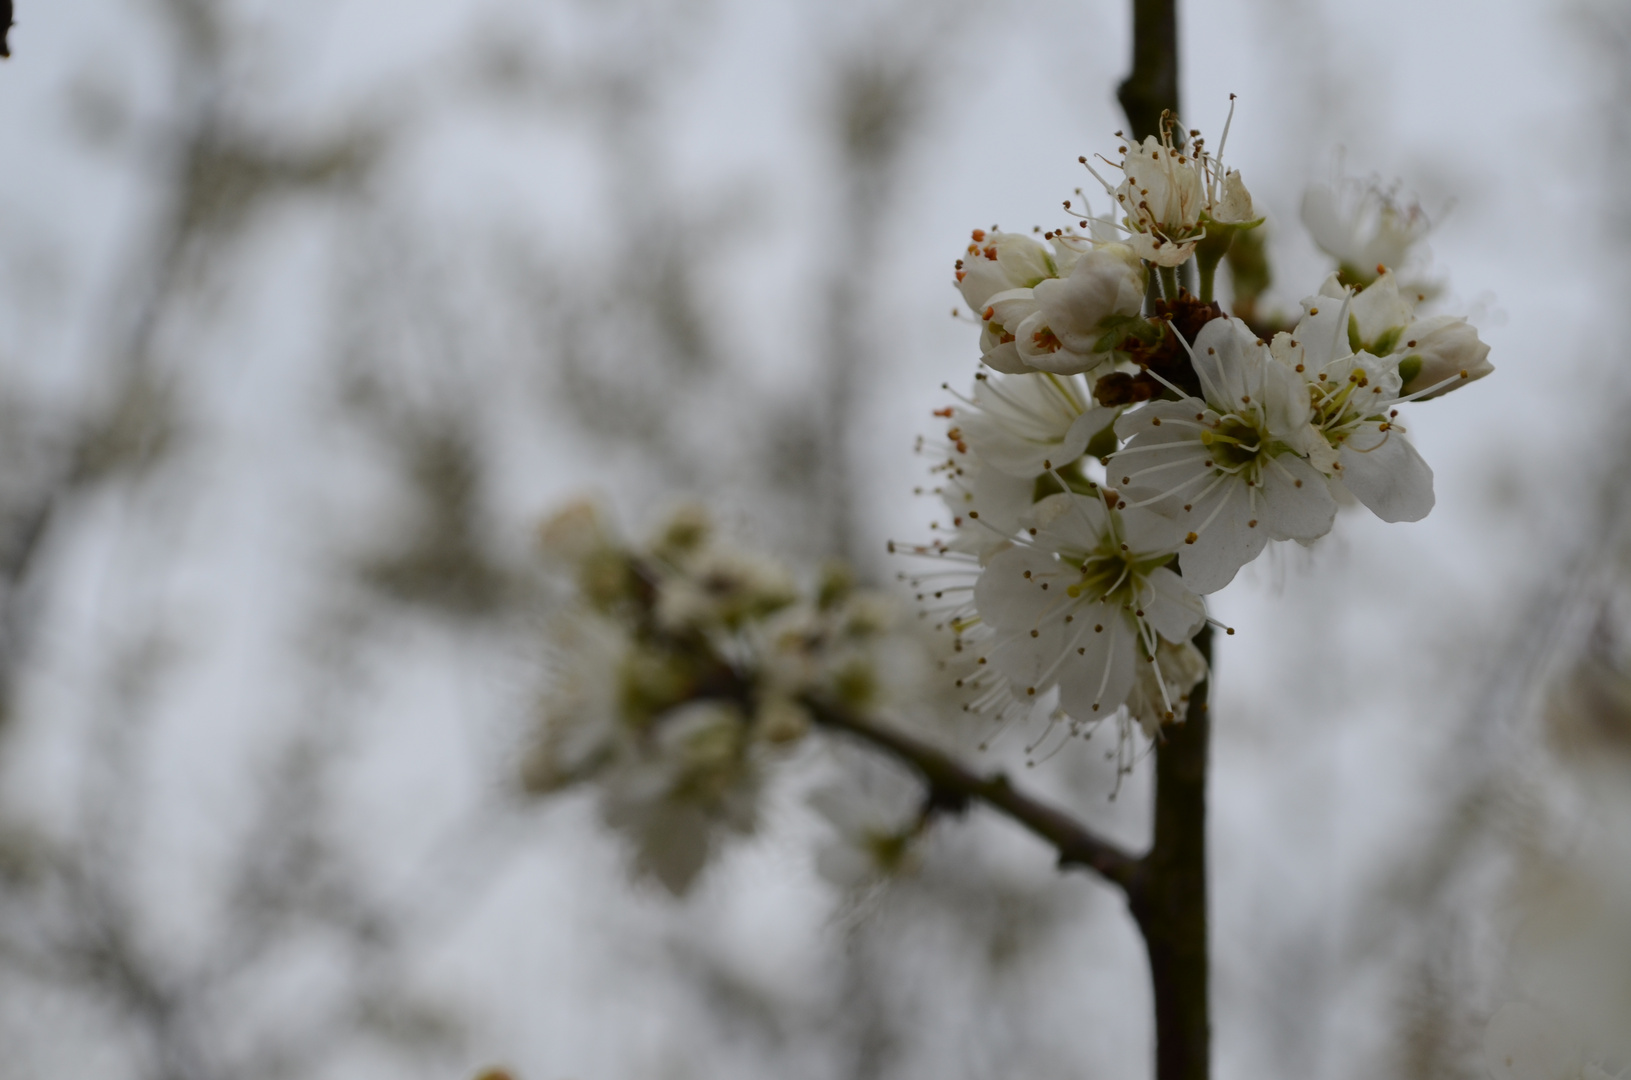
[1199,416,1263,470]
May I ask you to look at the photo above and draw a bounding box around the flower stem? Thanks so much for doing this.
[1197,259,1216,303]
[1159,265,1180,302]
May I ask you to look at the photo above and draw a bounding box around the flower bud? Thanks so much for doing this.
[1211,168,1255,224]
[1396,315,1492,399]
[1032,244,1147,357]
[753,696,811,745]
[955,231,1055,310]
[538,499,611,564]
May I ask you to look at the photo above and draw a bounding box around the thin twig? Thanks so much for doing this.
[801,695,1140,888]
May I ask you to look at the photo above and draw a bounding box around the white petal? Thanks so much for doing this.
[1260,353,1314,438]
[1300,186,1352,263]
[1031,491,1110,553]
[981,339,1030,374]
[1034,246,1145,352]
[1172,482,1267,593]
[1019,346,1111,376]
[1139,566,1205,642]
[988,615,1073,692]
[1292,296,1352,374]
[974,546,1064,630]
[1257,453,1338,541]
[993,232,1056,288]
[816,845,877,889]
[986,287,1038,331]
[1336,421,1434,523]
[1349,271,1413,343]
[1188,317,1258,413]
[1117,504,1183,555]
[1057,614,1139,720]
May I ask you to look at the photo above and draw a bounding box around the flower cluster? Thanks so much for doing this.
[910,105,1493,753]
[525,502,903,893]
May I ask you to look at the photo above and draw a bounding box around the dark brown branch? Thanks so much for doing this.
[1128,624,1211,1080]
[1117,0,1180,142]
[802,695,1140,889]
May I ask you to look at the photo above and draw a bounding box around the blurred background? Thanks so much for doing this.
[0,0,1628,1077]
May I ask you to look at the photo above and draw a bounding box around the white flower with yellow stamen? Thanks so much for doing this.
[967,240,1147,377]
[953,370,1117,479]
[1315,269,1494,401]
[1271,288,1436,523]
[1082,100,1256,267]
[957,228,1080,374]
[1301,176,1431,285]
[1111,316,1337,594]
[971,492,1204,724]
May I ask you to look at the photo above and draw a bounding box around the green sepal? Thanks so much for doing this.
[1371,326,1403,356]
[1348,314,1364,355]
[1397,354,1423,387]
[1091,314,1144,354]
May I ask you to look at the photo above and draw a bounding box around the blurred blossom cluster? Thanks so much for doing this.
[910,106,1493,757]
[525,502,918,893]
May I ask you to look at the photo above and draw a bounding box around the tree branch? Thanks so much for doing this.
[801,695,1140,889]
[1117,0,1180,142]
[1127,623,1211,1080]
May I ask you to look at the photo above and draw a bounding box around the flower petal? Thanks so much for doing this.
[1057,614,1138,720]
[1172,482,1266,593]
[1138,566,1205,642]
[1337,421,1435,523]
[1256,453,1338,541]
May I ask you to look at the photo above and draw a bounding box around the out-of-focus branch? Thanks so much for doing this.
[802,696,1139,888]
[1117,0,1180,142]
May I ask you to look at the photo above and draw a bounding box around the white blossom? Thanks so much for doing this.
[1127,637,1209,737]
[969,240,1146,376]
[956,229,1067,311]
[1395,314,1494,398]
[1317,269,1493,401]
[1112,317,1337,594]
[1271,290,1436,523]
[653,544,799,634]
[1087,103,1257,267]
[523,613,629,792]
[928,446,1036,561]
[953,370,1117,479]
[971,492,1204,723]
[1300,177,1431,283]
[600,700,761,895]
[807,779,922,888]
